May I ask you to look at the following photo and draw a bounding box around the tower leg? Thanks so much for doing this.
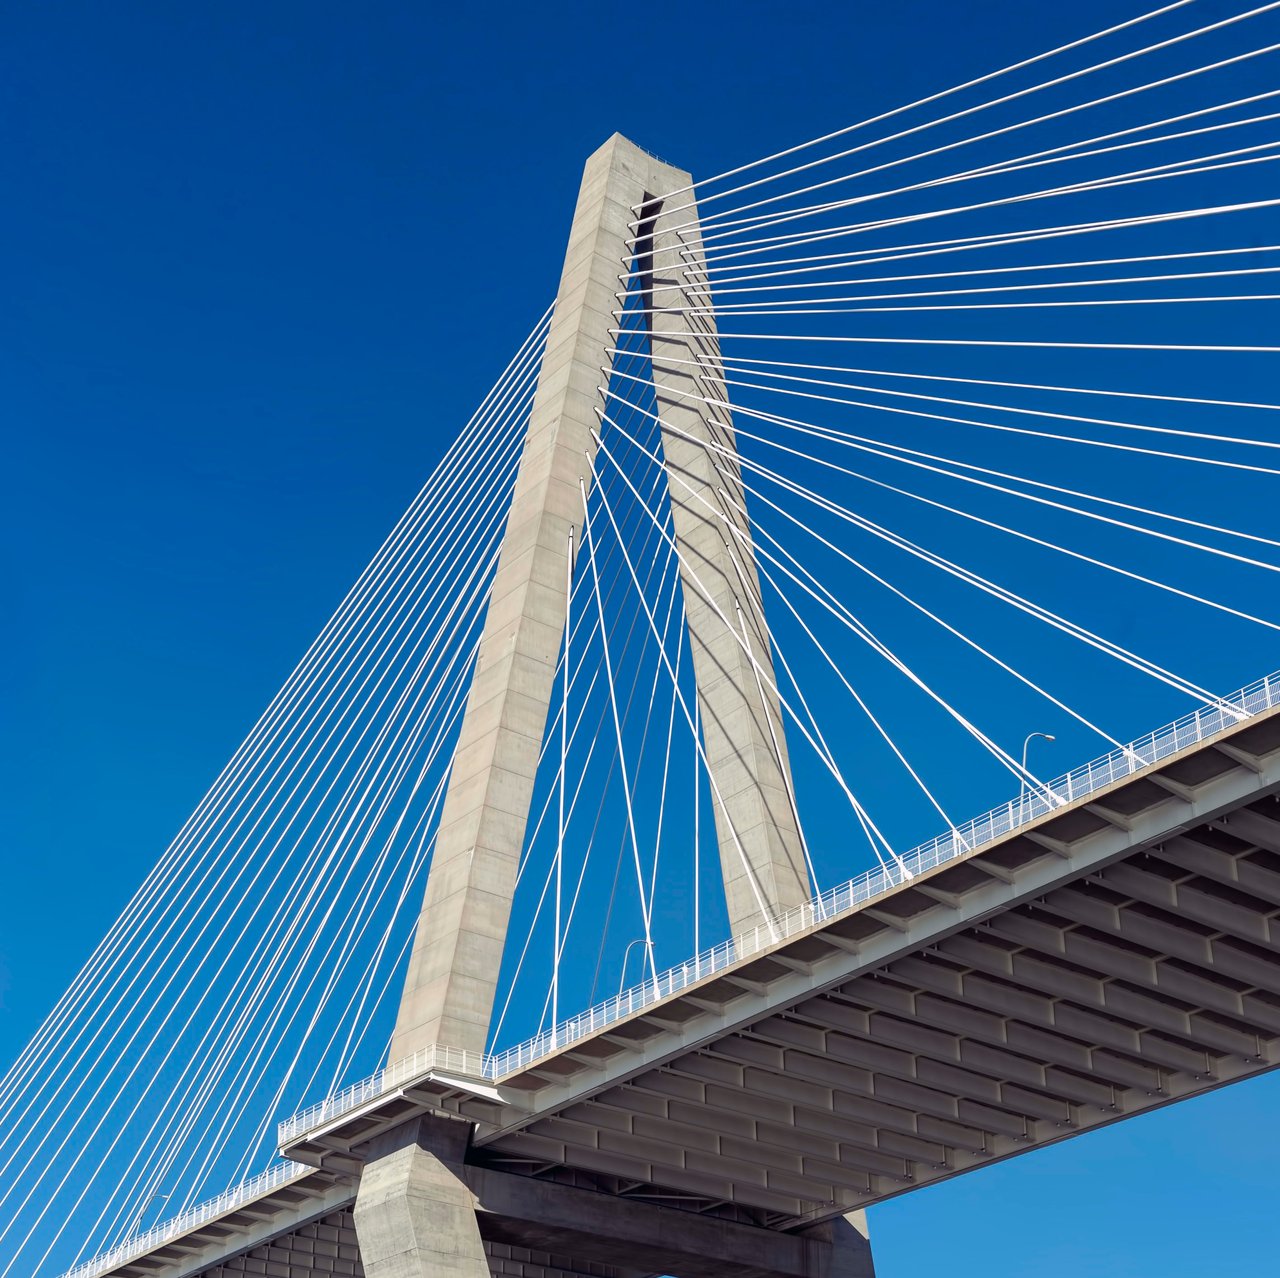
[353,1119,488,1278]
[389,134,679,1065]
[645,191,811,935]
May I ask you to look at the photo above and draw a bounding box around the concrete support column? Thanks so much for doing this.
[799,1211,876,1278]
[353,1119,487,1278]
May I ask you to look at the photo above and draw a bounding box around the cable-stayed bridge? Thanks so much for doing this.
[5,4,1280,1276]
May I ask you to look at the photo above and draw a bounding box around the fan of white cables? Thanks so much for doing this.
[0,309,551,1278]
[579,0,1280,894]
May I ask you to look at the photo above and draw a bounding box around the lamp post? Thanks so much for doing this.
[124,1192,170,1242]
[1019,732,1056,810]
[617,938,654,998]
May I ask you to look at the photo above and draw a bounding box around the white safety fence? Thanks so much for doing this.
[278,1042,482,1148]
[59,1160,310,1278]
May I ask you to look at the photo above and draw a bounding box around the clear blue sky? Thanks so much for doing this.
[2,2,1277,1274]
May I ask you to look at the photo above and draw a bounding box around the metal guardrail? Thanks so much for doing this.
[63,670,1280,1278]
[59,1160,309,1278]
[277,1042,482,1146]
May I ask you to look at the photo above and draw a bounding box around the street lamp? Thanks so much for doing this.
[1019,732,1056,804]
[124,1192,170,1241]
[618,938,654,997]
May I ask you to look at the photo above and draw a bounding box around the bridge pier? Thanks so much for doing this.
[354,1117,873,1278]
[804,1213,877,1278]
[354,1120,489,1278]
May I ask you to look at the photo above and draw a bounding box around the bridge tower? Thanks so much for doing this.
[354,135,874,1278]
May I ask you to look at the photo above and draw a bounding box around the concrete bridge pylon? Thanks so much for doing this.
[358,133,869,1278]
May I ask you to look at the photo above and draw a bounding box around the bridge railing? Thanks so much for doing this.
[58,1160,310,1278]
[280,670,1279,1120]
[484,671,1278,1076]
[278,1042,482,1147]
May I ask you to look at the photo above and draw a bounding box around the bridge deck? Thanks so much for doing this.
[76,694,1280,1277]
[470,703,1280,1226]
